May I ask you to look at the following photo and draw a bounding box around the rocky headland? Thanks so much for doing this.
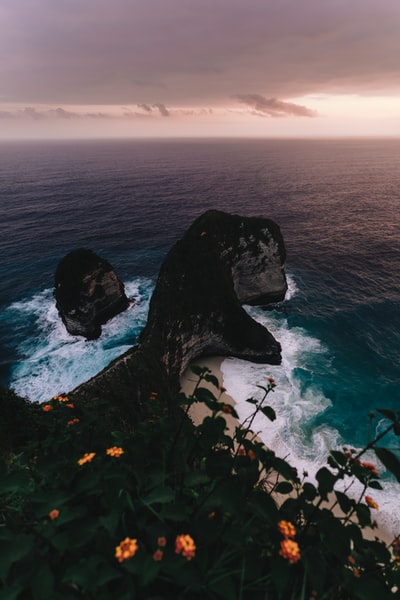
[68,210,287,426]
[55,248,130,340]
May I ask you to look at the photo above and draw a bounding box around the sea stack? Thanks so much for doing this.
[68,211,287,424]
[54,248,129,339]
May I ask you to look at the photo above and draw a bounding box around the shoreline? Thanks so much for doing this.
[180,355,395,547]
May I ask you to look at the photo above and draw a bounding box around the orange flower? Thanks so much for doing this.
[247,449,256,461]
[353,567,361,578]
[77,452,96,466]
[42,404,53,412]
[175,534,196,560]
[115,537,138,562]
[65,403,75,409]
[278,520,297,539]
[53,395,69,403]
[49,509,60,520]
[67,418,80,426]
[106,446,124,458]
[157,536,167,547]
[361,461,379,477]
[365,495,379,510]
[153,549,163,561]
[237,447,246,456]
[279,538,301,564]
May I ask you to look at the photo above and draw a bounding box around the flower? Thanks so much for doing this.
[157,536,167,547]
[218,386,226,393]
[247,449,256,461]
[267,376,276,387]
[365,495,379,510]
[115,537,138,562]
[361,461,379,477]
[65,403,75,409]
[53,395,69,403]
[153,549,163,561]
[221,404,233,414]
[67,418,80,426]
[279,538,301,564]
[77,452,96,466]
[175,534,196,560]
[49,509,60,520]
[106,446,124,458]
[278,520,297,539]
[42,404,53,412]
[149,391,158,400]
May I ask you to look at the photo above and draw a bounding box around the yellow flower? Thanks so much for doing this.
[279,538,301,564]
[42,404,53,412]
[278,520,297,539]
[77,452,96,466]
[106,446,124,458]
[49,509,60,520]
[175,534,196,560]
[365,495,379,510]
[115,537,138,562]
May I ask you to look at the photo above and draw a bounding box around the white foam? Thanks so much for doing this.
[8,277,154,402]
[221,296,400,539]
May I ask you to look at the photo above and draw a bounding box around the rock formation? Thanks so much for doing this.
[55,248,130,339]
[69,211,287,426]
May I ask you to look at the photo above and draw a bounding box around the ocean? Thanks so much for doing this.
[1,137,400,535]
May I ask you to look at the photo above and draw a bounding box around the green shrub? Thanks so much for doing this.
[0,369,399,599]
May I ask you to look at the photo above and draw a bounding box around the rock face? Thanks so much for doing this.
[55,248,130,339]
[69,211,287,425]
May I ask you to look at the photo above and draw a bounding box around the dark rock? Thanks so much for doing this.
[69,211,287,426]
[54,248,130,339]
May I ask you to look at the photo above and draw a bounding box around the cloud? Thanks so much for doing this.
[153,103,170,117]
[235,94,317,117]
[1,0,400,107]
[20,107,43,120]
[50,107,79,119]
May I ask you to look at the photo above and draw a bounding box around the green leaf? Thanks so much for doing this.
[275,481,293,494]
[261,406,276,421]
[0,534,35,580]
[31,564,54,600]
[144,486,175,505]
[316,467,337,499]
[377,408,397,422]
[246,397,258,405]
[190,364,210,376]
[335,491,353,514]
[204,373,220,388]
[374,447,400,482]
[301,482,317,502]
[0,470,32,495]
[368,480,383,490]
[329,450,348,467]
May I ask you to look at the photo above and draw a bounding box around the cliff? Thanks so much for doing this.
[54,248,130,339]
[69,211,287,425]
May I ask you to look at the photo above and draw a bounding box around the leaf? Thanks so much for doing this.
[204,373,220,388]
[275,481,293,494]
[144,486,175,505]
[31,564,54,600]
[261,406,276,421]
[334,491,353,514]
[190,364,209,376]
[316,467,337,499]
[368,480,383,490]
[301,482,317,502]
[246,397,258,405]
[377,408,397,422]
[374,447,400,482]
[329,450,348,467]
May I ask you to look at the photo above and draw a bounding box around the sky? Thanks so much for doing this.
[1,0,400,139]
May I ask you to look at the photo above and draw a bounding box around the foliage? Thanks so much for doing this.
[1,369,400,599]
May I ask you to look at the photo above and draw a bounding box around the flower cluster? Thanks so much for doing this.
[266,376,276,388]
[175,534,196,560]
[49,509,60,520]
[115,537,138,563]
[53,395,69,402]
[361,461,379,478]
[149,391,158,401]
[153,536,167,561]
[106,446,124,458]
[67,418,80,426]
[278,520,300,564]
[77,452,96,466]
[42,404,53,412]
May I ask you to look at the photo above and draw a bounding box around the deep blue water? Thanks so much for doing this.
[1,138,400,532]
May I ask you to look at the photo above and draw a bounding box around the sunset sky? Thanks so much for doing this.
[1,0,400,139]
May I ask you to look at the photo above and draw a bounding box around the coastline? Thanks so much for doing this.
[180,356,395,547]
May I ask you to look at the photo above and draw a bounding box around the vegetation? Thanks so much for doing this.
[1,367,400,599]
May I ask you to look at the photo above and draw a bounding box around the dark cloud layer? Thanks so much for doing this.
[1,0,400,108]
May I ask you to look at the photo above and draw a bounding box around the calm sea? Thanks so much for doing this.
[1,137,399,534]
